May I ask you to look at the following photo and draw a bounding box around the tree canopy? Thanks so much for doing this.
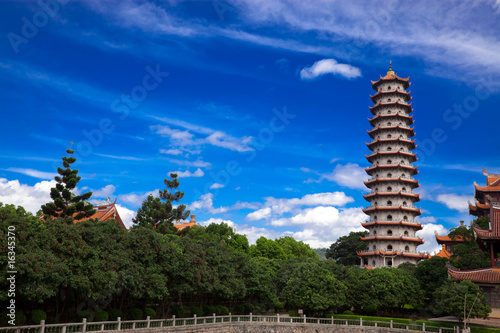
[326,231,368,266]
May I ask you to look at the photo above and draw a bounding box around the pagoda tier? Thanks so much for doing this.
[368,102,413,115]
[368,125,415,139]
[370,89,411,103]
[358,63,426,268]
[365,163,419,176]
[361,220,423,230]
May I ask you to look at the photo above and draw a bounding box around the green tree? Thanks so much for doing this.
[280,261,346,312]
[249,237,286,260]
[448,226,490,270]
[433,280,491,326]
[415,256,449,302]
[133,172,190,233]
[276,236,318,260]
[41,147,95,221]
[326,231,368,266]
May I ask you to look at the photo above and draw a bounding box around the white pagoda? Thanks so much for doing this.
[357,63,429,268]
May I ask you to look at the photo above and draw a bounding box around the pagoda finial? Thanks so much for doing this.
[387,61,395,75]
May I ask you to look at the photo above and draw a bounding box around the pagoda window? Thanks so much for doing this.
[387,244,393,250]
[404,231,409,237]
[387,200,392,206]
[387,230,393,236]
[372,260,376,267]
[405,246,410,252]
[387,134,392,138]
[373,245,376,251]
[387,186,392,192]
[402,187,407,193]
[388,86,391,90]
[387,110,392,115]
[387,160,392,165]
[400,135,404,139]
[388,98,392,102]
[375,201,378,206]
[388,122,392,126]
[387,173,392,178]
[403,215,408,221]
[387,215,393,221]
[400,160,405,165]
[374,230,377,234]
[403,201,407,207]
[387,260,393,267]
[387,147,392,151]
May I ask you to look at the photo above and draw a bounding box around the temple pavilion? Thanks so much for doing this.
[447,170,500,308]
[357,63,429,268]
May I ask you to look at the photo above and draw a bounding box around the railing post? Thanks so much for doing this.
[360,317,362,327]
[439,328,442,333]
[229,313,231,323]
[117,317,121,331]
[61,325,66,333]
[390,320,393,329]
[82,318,87,333]
[40,320,46,333]
[213,313,216,323]
[303,314,306,324]
[172,315,176,327]
[250,312,253,322]
[146,316,150,328]
[238,315,240,322]
[423,323,426,332]
[132,322,136,330]
[101,323,104,331]
[194,314,197,325]
[277,313,279,323]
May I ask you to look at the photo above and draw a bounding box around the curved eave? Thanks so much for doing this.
[370,90,411,103]
[366,151,418,163]
[371,75,410,90]
[474,183,500,192]
[357,250,429,259]
[365,163,419,176]
[361,221,423,230]
[364,177,420,188]
[367,126,415,139]
[449,268,500,284]
[472,226,499,239]
[362,206,421,215]
[369,102,413,115]
[361,235,424,244]
[368,114,414,126]
[366,137,416,148]
[363,191,420,201]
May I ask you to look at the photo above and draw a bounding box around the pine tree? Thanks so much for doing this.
[41,146,95,222]
[133,172,190,233]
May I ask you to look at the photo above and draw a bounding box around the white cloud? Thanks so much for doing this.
[4,168,55,180]
[118,190,158,206]
[435,193,472,213]
[418,216,437,224]
[159,148,183,156]
[190,193,258,215]
[300,58,362,80]
[247,207,272,221]
[94,154,146,161]
[115,204,136,228]
[245,192,354,221]
[417,223,448,255]
[171,168,204,178]
[0,178,54,214]
[323,163,368,190]
[205,131,253,152]
[209,183,225,189]
[166,158,212,168]
[92,184,116,198]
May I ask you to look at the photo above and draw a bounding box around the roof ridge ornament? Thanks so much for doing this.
[387,61,395,75]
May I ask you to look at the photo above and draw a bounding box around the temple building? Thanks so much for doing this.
[74,198,127,229]
[433,220,466,259]
[447,169,500,309]
[357,63,429,268]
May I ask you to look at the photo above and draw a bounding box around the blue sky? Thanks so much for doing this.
[1,0,499,253]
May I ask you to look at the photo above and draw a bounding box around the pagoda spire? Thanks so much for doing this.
[387,61,394,75]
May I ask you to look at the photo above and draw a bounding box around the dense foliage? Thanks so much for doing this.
[325,231,368,266]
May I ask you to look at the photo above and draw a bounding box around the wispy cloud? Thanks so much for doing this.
[170,168,204,178]
[303,163,368,190]
[300,58,361,80]
[95,153,147,161]
[435,193,472,213]
[209,183,225,190]
[4,168,55,180]
[91,184,116,198]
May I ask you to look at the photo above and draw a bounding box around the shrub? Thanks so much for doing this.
[216,305,229,316]
[31,310,47,324]
[170,304,185,318]
[16,312,27,326]
[254,306,261,314]
[274,301,284,311]
[203,305,217,316]
[190,306,203,317]
[234,305,245,315]
[108,309,122,321]
[242,303,255,314]
[95,310,109,322]
[128,308,143,320]
[342,310,354,315]
[77,310,94,322]
[144,307,156,319]
[288,310,299,317]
